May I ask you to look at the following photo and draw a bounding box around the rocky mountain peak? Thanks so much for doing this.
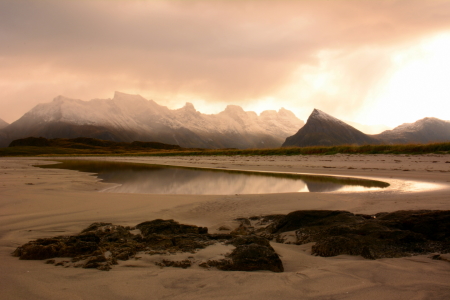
[52,95,78,104]
[260,110,277,117]
[282,109,378,147]
[183,102,196,112]
[278,107,295,117]
[309,108,342,123]
[113,91,148,103]
[223,105,245,114]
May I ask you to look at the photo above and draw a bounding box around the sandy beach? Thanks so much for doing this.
[1,154,450,300]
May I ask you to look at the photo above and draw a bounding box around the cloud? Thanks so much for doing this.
[1,0,450,123]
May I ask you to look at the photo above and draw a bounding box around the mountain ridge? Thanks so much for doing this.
[0,118,8,129]
[0,92,304,148]
[374,117,450,144]
[283,109,450,147]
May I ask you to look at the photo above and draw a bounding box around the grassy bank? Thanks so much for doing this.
[145,143,450,156]
[1,142,450,157]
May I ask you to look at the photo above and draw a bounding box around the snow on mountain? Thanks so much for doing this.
[0,92,304,148]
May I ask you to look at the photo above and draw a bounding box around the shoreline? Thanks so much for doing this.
[1,155,450,299]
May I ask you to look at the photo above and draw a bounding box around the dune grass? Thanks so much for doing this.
[1,142,449,157]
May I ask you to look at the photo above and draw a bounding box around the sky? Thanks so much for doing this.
[1,0,450,131]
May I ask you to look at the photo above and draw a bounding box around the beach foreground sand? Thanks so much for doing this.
[1,154,449,300]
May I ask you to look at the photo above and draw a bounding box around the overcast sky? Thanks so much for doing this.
[1,0,450,128]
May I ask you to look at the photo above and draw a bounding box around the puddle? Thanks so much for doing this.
[36,160,389,195]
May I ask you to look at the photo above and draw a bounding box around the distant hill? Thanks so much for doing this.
[9,137,182,150]
[373,117,450,144]
[0,92,304,148]
[0,118,8,129]
[282,109,378,147]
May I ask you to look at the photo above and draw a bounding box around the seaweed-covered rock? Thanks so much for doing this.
[226,243,284,272]
[204,235,284,272]
[270,210,363,234]
[155,259,192,269]
[267,210,450,259]
[229,235,271,248]
[12,222,142,270]
[14,210,448,272]
[12,219,283,272]
[376,210,450,242]
[136,219,208,236]
[13,238,65,260]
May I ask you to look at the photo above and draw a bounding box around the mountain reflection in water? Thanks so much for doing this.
[37,160,389,195]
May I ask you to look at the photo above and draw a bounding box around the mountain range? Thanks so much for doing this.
[282,109,450,147]
[2,93,449,149]
[0,92,304,148]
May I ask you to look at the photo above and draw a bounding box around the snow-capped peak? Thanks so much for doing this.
[309,108,345,124]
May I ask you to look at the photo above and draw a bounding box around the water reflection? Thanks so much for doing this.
[37,160,389,195]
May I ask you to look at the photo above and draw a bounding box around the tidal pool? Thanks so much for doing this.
[37,160,389,195]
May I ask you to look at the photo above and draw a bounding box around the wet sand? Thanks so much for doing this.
[1,154,450,299]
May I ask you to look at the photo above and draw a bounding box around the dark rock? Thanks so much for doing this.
[230,218,255,236]
[229,235,271,248]
[97,264,112,271]
[204,235,284,272]
[16,210,447,272]
[136,219,208,236]
[13,219,253,272]
[143,235,174,249]
[55,261,68,266]
[256,214,286,226]
[13,238,64,260]
[207,233,233,240]
[81,222,113,233]
[431,254,442,260]
[376,210,450,242]
[156,259,191,269]
[217,243,283,272]
[267,209,450,259]
[230,224,252,236]
[171,234,212,252]
[270,210,361,234]
[235,218,251,226]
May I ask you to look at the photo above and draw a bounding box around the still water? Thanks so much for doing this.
[37,160,389,195]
